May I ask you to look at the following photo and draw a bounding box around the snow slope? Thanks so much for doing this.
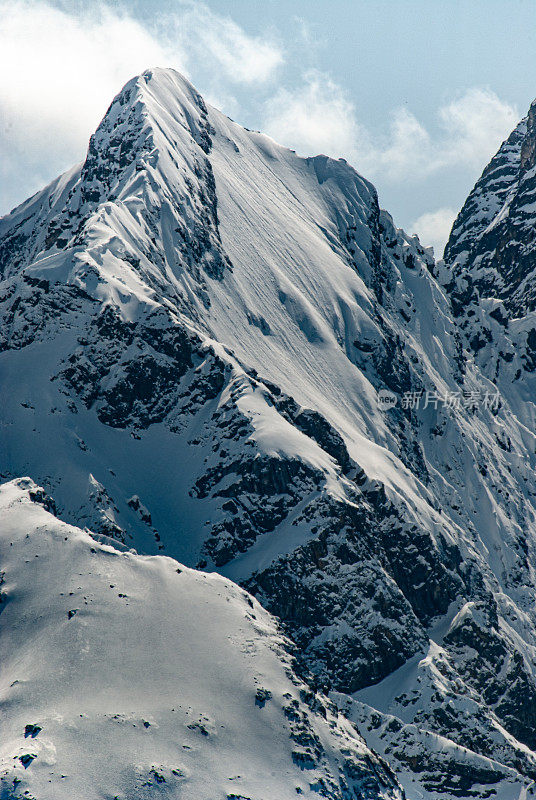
[0,478,402,800]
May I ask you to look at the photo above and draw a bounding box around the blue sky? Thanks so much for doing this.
[1,0,535,254]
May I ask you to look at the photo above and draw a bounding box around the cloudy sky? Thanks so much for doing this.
[1,0,535,255]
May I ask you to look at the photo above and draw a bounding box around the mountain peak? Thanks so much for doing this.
[81,65,216,196]
[107,66,213,140]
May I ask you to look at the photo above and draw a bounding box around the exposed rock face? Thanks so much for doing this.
[3,68,536,798]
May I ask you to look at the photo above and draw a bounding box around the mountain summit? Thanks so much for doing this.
[2,69,536,799]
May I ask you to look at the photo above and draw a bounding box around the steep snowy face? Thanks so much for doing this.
[0,478,402,800]
[4,68,536,800]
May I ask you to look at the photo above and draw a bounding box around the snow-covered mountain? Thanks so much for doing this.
[2,67,536,798]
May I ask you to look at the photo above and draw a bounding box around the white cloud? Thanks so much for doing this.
[0,0,283,214]
[439,88,519,168]
[262,74,518,184]
[263,71,360,158]
[172,1,284,84]
[363,90,517,181]
[370,108,431,180]
[410,207,458,257]
[0,2,178,144]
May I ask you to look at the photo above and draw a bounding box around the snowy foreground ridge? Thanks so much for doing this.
[2,68,536,798]
[0,479,400,800]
